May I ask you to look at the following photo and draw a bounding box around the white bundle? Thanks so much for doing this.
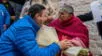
[64,47,89,56]
[36,25,59,46]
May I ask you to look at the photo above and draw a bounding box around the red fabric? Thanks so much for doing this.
[48,15,92,56]
[49,15,89,47]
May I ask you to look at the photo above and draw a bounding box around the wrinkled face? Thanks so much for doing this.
[98,0,102,4]
[58,11,72,22]
[34,9,48,26]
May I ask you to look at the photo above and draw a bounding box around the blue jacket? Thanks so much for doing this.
[0,15,60,56]
[0,4,10,34]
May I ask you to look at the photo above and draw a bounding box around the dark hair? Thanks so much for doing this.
[28,4,46,18]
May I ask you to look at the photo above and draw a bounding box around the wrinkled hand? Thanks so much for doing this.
[59,39,73,50]
[61,35,74,48]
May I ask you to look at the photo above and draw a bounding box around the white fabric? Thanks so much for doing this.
[64,47,89,56]
[36,25,59,46]
[65,47,82,56]
[20,1,31,18]
[91,1,102,22]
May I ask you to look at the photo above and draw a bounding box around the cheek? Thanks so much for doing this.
[59,15,64,18]
[35,18,41,23]
[62,15,68,19]
[37,17,47,23]
[42,17,47,22]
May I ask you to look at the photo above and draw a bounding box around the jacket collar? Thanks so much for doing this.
[24,15,40,32]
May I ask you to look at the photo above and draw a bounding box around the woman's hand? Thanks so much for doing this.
[59,39,69,50]
[58,39,74,50]
[61,35,74,48]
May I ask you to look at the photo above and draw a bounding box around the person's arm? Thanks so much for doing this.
[3,6,10,28]
[77,11,93,22]
[13,27,60,56]
[0,10,4,22]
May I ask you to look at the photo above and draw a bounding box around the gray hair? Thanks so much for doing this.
[60,4,74,14]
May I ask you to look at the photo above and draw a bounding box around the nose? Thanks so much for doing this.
[60,15,64,18]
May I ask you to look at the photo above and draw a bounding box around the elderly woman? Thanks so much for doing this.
[49,4,92,56]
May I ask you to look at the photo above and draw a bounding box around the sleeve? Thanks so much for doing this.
[3,6,10,26]
[77,11,93,22]
[13,28,60,56]
[77,24,89,48]
[0,10,4,21]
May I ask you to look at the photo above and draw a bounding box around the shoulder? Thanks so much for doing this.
[0,17,34,41]
[13,18,32,28]
[8,18,34,34]
[74,16,87,27]
[0,4,4,7]
[0,4,8,13]
[0,4,6,9]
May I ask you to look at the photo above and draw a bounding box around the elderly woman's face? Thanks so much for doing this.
[58,11,72,21]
